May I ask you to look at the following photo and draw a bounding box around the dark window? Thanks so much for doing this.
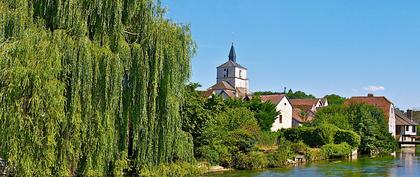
[284,103,287,106]
[413,126,416,133]
[279,115,283,123]
[226,69,229,77]
[406,126,409,131]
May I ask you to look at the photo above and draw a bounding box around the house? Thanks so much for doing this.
[292,108,315,127]
[344,94,396,136]
[290,98,328,127]
[203,44,249,99]
[260,94,293,131]
[406,109,420,124]
[395,109,417,146]
[290,98,328,112]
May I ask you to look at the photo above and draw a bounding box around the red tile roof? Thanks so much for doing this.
[344,95,393,121]
[290,99,319,111]
[395,110,418,126]
[293,108,315,123]
[260,94,286,105]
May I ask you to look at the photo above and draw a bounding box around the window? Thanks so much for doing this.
[223,69,227,77]
[239,70,242,78]
[406,126,409,131]
[279,115,283,123]
[226,69,229,77]
[284,103,287,106]
[413,126,416,133]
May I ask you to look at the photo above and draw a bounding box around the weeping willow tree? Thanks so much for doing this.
[0,0,195,176]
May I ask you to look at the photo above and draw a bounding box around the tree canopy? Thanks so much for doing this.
[0,0,195,176]
[313,104,396,155]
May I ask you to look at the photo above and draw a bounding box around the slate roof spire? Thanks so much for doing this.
[228,43,236,62]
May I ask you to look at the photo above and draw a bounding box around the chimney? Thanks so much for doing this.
[407,109,413,120]
[367,93,374,97]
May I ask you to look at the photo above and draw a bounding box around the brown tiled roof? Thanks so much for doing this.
[208,81,235,91]
[201,90,214,98]
[290,99,319,111]
[395,110,418,126]
[260,94,286,105]
[293,108,315,123]
[344,95,393,120]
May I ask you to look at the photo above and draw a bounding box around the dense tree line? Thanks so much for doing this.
[312,104,396,155]
[0,0,195,176]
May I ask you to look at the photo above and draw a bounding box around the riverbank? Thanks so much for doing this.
[207,146,420,177]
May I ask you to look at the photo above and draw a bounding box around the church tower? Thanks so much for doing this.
[216,44,249,94]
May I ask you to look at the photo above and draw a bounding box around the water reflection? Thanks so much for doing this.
[210,146,419,177]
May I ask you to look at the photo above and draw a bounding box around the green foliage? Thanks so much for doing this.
[291,141,310,155]
[266,148,294,167]
[313,105,352,130]
[324,94,346,105]
[253,91,282,96]
[257,131,282,147]
[334,129,361,148]
[314,104,396,155]
[316,124,339,145]
[197,107,261,166]
[321,143,353,158]
[306,148,328,161]
[287,89,316,99]
[234,152,268,170]
[225,97,278,131]
[138,162,204,177]
[0,0,195,176]
[283,124,357,149]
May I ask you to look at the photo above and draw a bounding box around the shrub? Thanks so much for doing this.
[334,129,361,148]
[321,143,352,158]
[257,131,282,147]
[267,149,294,168]
[233,152,269,170]
[291,141,309,155]
[139,162,204,177]
[283,126,326,148]
[306,148,327,161]
[316,124,339,145]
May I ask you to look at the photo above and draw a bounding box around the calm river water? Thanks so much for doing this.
[208,146,420,177]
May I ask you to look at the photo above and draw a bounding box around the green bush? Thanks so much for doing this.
[306,148,327,161]
[334,129,361,148]
[233,152,268,170]
[267,149,293,168]
[283,126,334,148]
[291,141,309,155]
[321,143,352,158]
[139,162,204,177]
[257,131,282,147]
[316,124,339,145]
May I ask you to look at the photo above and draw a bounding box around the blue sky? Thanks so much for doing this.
[162,0,420,109]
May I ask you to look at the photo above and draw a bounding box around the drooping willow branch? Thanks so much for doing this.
[0,0,195,176]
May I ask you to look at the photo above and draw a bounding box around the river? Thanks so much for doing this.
[208,146,420,177]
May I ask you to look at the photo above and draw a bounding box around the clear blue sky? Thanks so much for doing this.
[162,0,420,110]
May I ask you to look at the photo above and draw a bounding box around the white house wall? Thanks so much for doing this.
[271,97,293,131]
[389,105,396,136]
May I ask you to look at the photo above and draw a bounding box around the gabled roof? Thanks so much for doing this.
[395,110,418,126]
[344,94,393,119]
[208,81,235,91]
[217,60,247,69]
[290,99,320,111]
[293,108,315,123]
[260,94,286,105]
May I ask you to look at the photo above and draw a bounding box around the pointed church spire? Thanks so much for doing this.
[228,43,236,62]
